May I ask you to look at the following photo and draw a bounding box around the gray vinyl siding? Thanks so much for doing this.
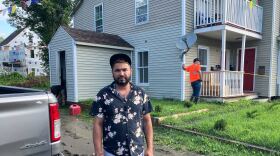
[48,27,76,102]
[242,0,274,97]
[73,0,94,31]
[74,0,182,99]
[76,45,131,100]
[270,0,280,97]
[185,0,275,98]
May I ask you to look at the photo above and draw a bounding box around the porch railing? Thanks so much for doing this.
[194,0,263,33]
[201,71,243,97]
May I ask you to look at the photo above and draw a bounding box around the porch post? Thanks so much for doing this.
[220,30,227,97]
[240,35,246,95]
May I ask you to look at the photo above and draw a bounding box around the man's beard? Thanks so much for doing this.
[114,76,130,86]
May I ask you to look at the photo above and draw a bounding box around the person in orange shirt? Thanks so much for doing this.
[182,58,202,103]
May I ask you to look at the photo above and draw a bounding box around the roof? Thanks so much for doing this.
[70,0,84,17]
[62,26,133,49]
[0,28,25,46]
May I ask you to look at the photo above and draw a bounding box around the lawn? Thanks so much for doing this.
[161,100,280,151]
[75,98,280,155]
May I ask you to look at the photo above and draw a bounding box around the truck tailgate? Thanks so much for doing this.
[0,93,52,156]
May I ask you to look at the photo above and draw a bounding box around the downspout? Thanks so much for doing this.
[277,36,280,96]
[181,0,186,101]
[269,0,276,98]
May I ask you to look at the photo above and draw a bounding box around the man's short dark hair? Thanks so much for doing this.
[110,53,131,69]
[193,58,200,63]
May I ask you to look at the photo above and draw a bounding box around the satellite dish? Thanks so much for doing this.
[176,38,187,50]
[176,32,197,61]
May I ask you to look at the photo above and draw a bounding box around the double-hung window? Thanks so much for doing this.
[137,51,149,84]
[198,46,209,71]
[135,0,148,24]
[94,3,103,32]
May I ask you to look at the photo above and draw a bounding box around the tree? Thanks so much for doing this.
[0,36,4,42]
[3,0,76,74]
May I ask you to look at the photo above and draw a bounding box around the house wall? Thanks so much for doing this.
[48,27,76,102]
[186,0,278,98]
[76,45,131,100]
[73,0,183,99]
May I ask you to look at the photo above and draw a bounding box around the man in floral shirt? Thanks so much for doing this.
[91,53,153,156]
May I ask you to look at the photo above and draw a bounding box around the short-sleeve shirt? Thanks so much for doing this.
[185,64,201,82]
[90,82,153,156]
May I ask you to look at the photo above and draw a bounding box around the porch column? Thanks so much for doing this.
[240,35,246,95]
[220,30,226,97]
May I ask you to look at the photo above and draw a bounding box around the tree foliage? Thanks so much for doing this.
[3,0,77,73]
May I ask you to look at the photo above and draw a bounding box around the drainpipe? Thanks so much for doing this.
[276,36,280,96]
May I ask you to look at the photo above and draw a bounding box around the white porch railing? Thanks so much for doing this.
[194,0,263,33]
[201,71,243,97]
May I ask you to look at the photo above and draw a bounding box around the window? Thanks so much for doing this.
[137,51,148,84]
[135,0,148,24]
[31,50,34,58]
[94,3,103,32]
[198,46,208,71]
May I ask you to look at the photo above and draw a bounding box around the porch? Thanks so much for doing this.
[192,0,263,99]
[194,0,263,34]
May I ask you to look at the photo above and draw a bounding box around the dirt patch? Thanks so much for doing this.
[60,113,201,156]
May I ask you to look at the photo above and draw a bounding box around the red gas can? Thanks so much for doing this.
[69,104,81,116]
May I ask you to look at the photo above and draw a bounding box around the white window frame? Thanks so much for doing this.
[198,45,209,71]
[135,0,149,25]
[135,50,149,86]
[94,3,104,32]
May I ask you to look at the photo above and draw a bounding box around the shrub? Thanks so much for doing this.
[214,119,227,131]
[246,110,258,118]
[155,105,162,112]
[184,101,193,108]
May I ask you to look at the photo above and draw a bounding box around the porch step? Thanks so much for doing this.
[201,93,259,103]
[252,97,269,103]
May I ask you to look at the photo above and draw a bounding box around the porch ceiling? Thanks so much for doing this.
[194,25,262,42]
[197,30,258,42]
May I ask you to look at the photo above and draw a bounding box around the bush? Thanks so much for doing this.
[0,72,25,85]
[246,110,258,118]
[155,105,162,112]
[184,101,193,108]
[214,119,227,131]
[15,76,50,90]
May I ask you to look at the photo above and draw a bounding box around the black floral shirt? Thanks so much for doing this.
[90,82,153,156]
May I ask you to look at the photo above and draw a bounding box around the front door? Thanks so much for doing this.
[238,48,256,91]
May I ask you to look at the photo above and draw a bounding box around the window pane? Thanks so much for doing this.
[96,19,103,27]
[136,14,147,23]
[144,68,148,83]
[139,68,144,83]
[199,49,207,66]
[138,52,143,67]
[136,5,147,16]
[143,52,148,66]
[136,0,147,7]
[201,67,207,71]
[96,26,103,32]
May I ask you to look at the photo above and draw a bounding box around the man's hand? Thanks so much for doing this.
[182,64,186,70]
[145,148,153,156]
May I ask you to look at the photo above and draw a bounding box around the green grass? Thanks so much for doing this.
[154,126,272,156]
[0,72,50,90]
[161,100,280,151]
[60,99,279,156]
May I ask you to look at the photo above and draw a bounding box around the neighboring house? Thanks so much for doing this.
[49,0,280,103]
[0,28,45,76]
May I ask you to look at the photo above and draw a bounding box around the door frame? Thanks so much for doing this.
[236,47,257,92]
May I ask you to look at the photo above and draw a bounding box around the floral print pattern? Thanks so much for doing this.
[91,82,152,156]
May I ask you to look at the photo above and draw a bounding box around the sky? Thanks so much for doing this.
[0,2,16,38]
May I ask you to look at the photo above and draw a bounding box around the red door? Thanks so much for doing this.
[238,48,255,91]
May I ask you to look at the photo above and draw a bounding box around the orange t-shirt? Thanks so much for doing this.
[185,64,201,82]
